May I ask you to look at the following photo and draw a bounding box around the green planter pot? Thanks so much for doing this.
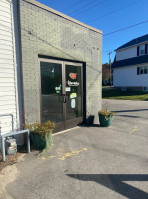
[99,114,114,127]
[31,132,52,150]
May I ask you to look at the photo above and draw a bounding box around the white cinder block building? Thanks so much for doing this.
[112,34,148,91]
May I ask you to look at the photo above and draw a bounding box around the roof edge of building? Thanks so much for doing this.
[115,41,148,52]
[23,0,102,34]
[115,34,148,51]
[112,55,148,69]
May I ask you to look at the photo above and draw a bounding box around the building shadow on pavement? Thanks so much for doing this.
[80,124,101,128]
[117,115,141,118]
[113,109,148,113]
[67,174,148,199]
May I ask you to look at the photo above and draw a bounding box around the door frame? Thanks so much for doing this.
[64,61,83,130]
[39,58,83,132]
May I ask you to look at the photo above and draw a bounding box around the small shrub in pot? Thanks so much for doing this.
[25,121,55,150]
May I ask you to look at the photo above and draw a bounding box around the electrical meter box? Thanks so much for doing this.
[5,137,17,155]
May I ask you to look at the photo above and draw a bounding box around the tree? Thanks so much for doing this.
[102,63,110,81]
[102,63,113,85]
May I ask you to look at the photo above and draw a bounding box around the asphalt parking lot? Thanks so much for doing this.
[1,100,148,199]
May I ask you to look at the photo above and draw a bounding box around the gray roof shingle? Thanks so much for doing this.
[116,34,148,51]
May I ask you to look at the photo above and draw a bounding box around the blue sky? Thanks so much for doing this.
[36,0,148,64]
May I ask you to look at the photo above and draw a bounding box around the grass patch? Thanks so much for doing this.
[102,89,148,101]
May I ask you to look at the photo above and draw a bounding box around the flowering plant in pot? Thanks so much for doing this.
[98,102,114,127]
[25,121,55,150]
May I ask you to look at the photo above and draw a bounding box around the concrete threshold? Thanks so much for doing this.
[52,126,80,136]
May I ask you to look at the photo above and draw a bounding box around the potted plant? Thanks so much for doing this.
[25,121,55,150]
[98,108,114,127]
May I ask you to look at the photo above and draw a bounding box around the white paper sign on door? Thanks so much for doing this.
[71,99,76,108]
[66,87,71,92]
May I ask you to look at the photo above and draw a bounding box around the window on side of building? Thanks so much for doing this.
[140,66,144,74]
[139,66,148,75]
[144,66,148,74]
[139,45,145,55]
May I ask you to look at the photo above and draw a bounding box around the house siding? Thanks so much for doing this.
[113,34,148,90]
[19,0,102,124]
[0,0,21,138]
[113,64,148,87]
[116,46,137,61]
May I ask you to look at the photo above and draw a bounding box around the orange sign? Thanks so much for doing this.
[69,73,77,80]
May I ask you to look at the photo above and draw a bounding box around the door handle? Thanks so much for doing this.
[66,94,70,102]
[63,94,70,103]
[60,94,70,103]
[60,94,66,103]
[63,95,66,103]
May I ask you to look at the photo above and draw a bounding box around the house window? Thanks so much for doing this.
[144,66,148,74]
[143,87,148,91]
[139,45,145,55]
[140,66,144,74]
[139,66,148,75]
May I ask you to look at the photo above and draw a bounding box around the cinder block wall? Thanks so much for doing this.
[19,0,102,124]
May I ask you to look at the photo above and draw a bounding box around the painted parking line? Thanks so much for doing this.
[129,126,139,134]
[41,147,87,161]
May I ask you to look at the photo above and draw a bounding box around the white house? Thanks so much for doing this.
[0,0,23,144]
[112,34,148,91]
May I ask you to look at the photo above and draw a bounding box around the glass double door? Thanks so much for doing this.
[40,59,83,132]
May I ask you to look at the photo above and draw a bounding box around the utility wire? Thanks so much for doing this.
[102,50,113,52]
[72,0,107,18]
[68,0,99,15]
[103,20,148,36]
[61,0,86,12]
[87,0,142,23]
